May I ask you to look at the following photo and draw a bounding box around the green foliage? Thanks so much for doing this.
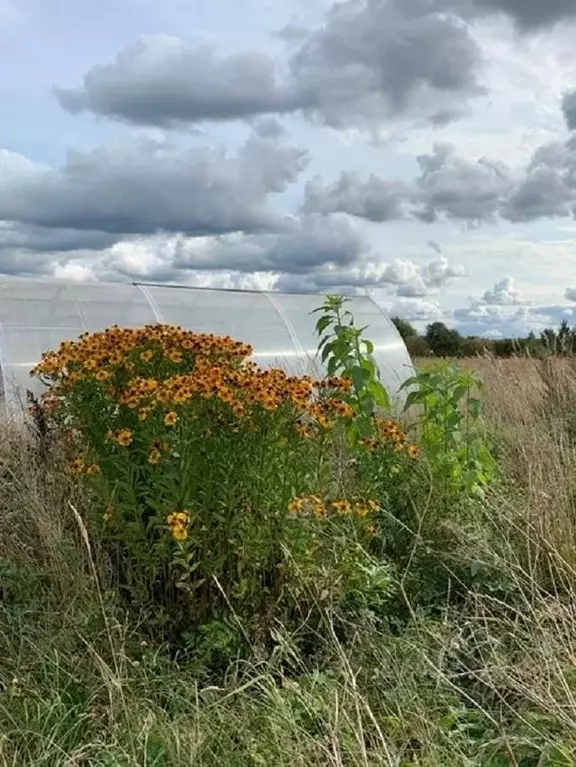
[4,300,576,764]
[30,323,404,662]
[313,294,391,440]
[425,322,463,358]
[391,316,418,341]
[402,362,496,499]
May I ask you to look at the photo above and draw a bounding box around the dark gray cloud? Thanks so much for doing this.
[0,222,117,253]
[304,130,576,226]
[303,142,514,225]
[0,134,308,237]
[55,1,486,131]
[55,36,309,129]
[468,0,576,30]
[289,0,485,128]
[302,172,408,221]
[502,136,576,221]
[562,90,576,130]
[53,0,576,133]
[90,213,372,282]
[565,287,576,301]
[414,143,514,223]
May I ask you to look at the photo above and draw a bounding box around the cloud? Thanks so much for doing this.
[467,0,576,30]
[304,131,576,226]
[302,172,409,221]
[86,213,372,282]
[453,303,536,336]
[565,287,576,301]
[502,136,576,221]
[387,297,446,322]
[55,0,486,131]
[0,133,307,237]
[288,0,486,128]
[562,89,576,130]
[0,222,117,254]
[477,276,525,305]
[55,36,310,129]
[303,142,515,225]
[270,254,466,295]
[414,142,514,223]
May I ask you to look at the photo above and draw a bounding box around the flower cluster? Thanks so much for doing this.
[167,511,191,542]
[70,454,101,476]
[32,325,252,383]
[31,324,355,432]
[288,495,380,520]
[361,418,420,458]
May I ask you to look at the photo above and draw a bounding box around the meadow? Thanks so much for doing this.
[2,302,576,766]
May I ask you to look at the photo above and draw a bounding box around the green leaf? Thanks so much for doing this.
[315,315,332,335]
[403,390,422,410]
[363,339,375,355]
[350,365,370,392]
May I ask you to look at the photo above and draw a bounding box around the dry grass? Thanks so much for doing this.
[4,358,576,763]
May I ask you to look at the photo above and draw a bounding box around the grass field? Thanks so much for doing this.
[2,351,576,766]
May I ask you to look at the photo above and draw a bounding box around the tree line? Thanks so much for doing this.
[391,317,576,358]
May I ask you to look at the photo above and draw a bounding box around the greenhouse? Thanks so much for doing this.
[0,277,414,411]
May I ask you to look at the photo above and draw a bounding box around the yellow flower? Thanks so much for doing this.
[167,511,191,541]
[171,525,188,541]
[70,457,85,476]
[164,411,178,427]
[148,448,162,465]
[168,350,183,364]
[86,463,102,476]
[95,369,111,382]
[140,350,154,363]
[103,505,114,522]
[330,499,352,515]
[407,444,420,460]
[116,429,133,447]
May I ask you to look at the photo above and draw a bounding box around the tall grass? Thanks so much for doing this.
[3,356,576,764]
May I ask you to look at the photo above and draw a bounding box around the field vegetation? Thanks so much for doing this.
[1,297,576,765]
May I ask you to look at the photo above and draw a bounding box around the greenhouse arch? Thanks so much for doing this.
[0,277,414,411]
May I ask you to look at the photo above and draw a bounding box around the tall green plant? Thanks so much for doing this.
[401,363,495,499]
[313,295,390,440]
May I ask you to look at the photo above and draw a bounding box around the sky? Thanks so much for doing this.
[2,0,576,336]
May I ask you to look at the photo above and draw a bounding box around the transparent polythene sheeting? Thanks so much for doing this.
[0,277,414,412]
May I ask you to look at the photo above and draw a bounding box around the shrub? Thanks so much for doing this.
[402,362,495,501]
[31,323,404,656]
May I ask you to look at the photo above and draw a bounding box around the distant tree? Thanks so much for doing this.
[460,337,490,358]
[492,338,516,358]
[391,316,418,342]
[541,327,558,355]
[405,335,431,359]
[557,319,572,354]
[425,322,462,357]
